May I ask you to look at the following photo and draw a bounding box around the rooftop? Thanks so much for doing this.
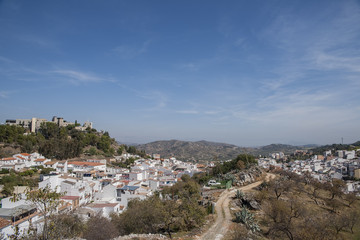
[69,161,105,167]
[61,196,80,201]
[88,203,119,208]
[119,186,139,191]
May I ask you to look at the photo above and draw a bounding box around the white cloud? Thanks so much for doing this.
[18,34,59,50]
[51,70,115,85]
[175,110,199,114]
[113,40,151,59]
[0,91,9,98]
[0,56,14,63]
[178,63,199,71]
[311,51,360,73]
[136,90,168,110]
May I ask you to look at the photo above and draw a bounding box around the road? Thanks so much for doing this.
[199,173,274,240]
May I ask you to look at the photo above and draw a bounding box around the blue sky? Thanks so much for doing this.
[1,0,360,146]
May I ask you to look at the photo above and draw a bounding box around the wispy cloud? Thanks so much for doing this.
[136,90,168,111]
[311,52,360,73]
[175,110,199,114]
[113,40,151,59]
[52,70,111,84]
[17,34,59,51]
[0,91,10,98]
[177,63,199,71]
[0,57,116,86]
[0,56,14,63]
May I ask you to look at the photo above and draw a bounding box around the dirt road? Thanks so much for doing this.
[199,173,274,240]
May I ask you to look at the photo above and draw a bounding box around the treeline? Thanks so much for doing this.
[211,154,257,176]
[0,123,116,159]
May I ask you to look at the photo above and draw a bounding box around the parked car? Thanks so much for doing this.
[208,180,221,186]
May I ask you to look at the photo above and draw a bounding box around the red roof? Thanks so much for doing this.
[0,217,11,229]
[34,158,46,162]
[1,157,16,161]
[45,161,57,165]
[69,161,104,167]
[20,153,30,156]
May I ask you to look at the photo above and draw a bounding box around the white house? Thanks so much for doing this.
[68,161,106,172]
[84,202,122,218]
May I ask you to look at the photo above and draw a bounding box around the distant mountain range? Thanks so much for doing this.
[136,140,314,161]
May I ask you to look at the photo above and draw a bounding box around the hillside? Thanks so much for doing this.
[136,140,310,161]
[137,140,245,162]
[251,143,303,156]
[0,124,118,159]
[310,141,360,155]
[227,170,360,240]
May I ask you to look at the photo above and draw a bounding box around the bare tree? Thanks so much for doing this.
[263,196,302,240]
[268,178,292,200]
[307,180,322,205]
[25,186,64,240]
[84,214,119,240]
[325,179,345,200]
[343,192,358,207]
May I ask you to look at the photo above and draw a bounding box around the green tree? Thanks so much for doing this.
[88,147,97,156]
[117,146,124,155]
[127,146,137,154]
[40,168,55,175]
[2,182,15,197]
[39,122,60,139]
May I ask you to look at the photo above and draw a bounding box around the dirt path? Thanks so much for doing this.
[199,173,275,240]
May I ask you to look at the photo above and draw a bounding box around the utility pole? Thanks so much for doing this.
[341,137,343,145]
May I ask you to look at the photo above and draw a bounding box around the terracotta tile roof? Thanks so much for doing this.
[69,161,105,167]
[45,161,57,165]
[0,217,11,229]
[1,157,16,161]
[34,158,46,162]
[61,196,80,200]
[20,153,30,156]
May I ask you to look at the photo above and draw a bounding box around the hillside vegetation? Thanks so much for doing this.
[137,140,312,161]
[230,169,360,240]
[137,140,245,161]
[310,141,360,155]
[0,123,117,159]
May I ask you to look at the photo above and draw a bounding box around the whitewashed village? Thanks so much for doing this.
[0,152,203,237]
[258,149,360,193]
[0,117,360,239]
[1,147,360,238]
